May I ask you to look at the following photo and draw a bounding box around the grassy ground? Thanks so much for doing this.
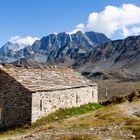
[1,99,140,140]
[124,119,140,139]
[0,103,102,139]
[32,103,102,128]
[52,100,140,140]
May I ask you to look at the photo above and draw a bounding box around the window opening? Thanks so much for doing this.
[76,95,79,103]
[92,91,95,99]
[40,100,43,111]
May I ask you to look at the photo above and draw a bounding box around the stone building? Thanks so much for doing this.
[0,64,98,129]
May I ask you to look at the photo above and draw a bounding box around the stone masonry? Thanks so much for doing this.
[0,64,98,129]
[32,86,98,122]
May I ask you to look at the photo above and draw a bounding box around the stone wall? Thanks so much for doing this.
[31,85,98,122]
[0,69,32,130]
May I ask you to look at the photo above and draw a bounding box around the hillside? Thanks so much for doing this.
[73,35,140,81]
[1,90,140,140]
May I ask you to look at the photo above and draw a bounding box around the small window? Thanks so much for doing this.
[40,100,43,111]
[92,91,94,99]
[76,95,79,103]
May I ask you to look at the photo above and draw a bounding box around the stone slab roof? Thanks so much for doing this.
[0,65,97,92]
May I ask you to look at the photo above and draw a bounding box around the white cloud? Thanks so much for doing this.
[122,26,140,37]
[72,4,140,38]
[69,23,85,34]
[9,36,39,46]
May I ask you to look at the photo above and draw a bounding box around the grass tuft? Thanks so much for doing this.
[32,103,102,128]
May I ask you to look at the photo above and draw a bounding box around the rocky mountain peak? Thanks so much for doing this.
[0,31,111,64]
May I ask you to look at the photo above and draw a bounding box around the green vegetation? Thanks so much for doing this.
[56,105,128,130]
[32,103,102,127]
[0,103,102,138]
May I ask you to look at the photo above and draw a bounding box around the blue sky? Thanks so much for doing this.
[0,0,140,46]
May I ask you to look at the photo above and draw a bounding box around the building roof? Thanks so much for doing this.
[0,64,97,92]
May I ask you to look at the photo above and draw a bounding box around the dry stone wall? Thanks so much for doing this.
[0,69,32,129]
[32,86,98,122]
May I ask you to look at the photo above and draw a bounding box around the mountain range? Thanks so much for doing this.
[0,31,110,64]
[74,35,140,80]
[0,31,140,80]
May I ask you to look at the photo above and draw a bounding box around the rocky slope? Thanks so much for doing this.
[0,42,29,63]
[0,43,36,64]
[73,35,140,80]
